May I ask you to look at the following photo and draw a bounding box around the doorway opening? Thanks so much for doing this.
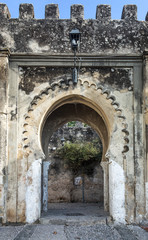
[41,98,110,219]
[47,121,103,204]
[24,86,126,223]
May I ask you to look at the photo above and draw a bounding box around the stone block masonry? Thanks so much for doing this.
[47,122,103,204]
[19,4,34,20]
[0,4,147,54]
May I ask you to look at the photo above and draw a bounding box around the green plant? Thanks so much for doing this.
[67,121,76,127]
[56,141,102,175]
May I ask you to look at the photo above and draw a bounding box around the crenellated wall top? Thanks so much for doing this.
[0,3,148,54]
[0,4,147,21]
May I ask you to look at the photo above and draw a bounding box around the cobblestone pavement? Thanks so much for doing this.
[1,204,148,240]
[0,222,148,240]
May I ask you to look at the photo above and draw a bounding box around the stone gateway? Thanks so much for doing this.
[0,3,148,224]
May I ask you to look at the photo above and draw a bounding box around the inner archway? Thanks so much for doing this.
[41,99,110,216]
[41,101,109,159]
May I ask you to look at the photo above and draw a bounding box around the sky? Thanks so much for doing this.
[1,0,148,21]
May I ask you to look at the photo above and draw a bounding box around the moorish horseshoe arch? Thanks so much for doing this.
[21,77,129,223]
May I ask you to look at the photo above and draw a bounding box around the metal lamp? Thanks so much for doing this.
[69,29,81,51]
[69,29,81,84]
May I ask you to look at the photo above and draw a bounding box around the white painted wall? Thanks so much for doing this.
[109,159,125,223]
[42,161,50,212]
[146,182,148,218]
[26,159,42,223]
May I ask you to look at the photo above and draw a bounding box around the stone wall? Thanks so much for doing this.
[0,4,147,54]
[48,121,103,203]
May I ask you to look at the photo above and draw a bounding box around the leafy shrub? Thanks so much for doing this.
[56,141,102,175]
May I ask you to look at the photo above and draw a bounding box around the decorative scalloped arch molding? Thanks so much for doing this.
[22,77,129,161]
[21,76,129,224]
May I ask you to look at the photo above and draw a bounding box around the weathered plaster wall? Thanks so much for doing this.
[0,3,147,224]
[26,159,42,224]
[144,52,148,219]
[16,66,133,223]
[0,63,140,223]
[1,61,142,224]
[0,50,9,222]
[109,160,125,224]
[19,67,133,94]
[0,4,147,54]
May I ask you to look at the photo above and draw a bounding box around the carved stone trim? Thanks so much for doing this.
[22,77,129,157]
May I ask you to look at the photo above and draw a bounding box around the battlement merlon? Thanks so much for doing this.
[19,4,34,20]
[0,3,147,21]
[71,4,84,20]
[96,5,111,21]
[121,5,137,20]
[0,3,10,19]
[45,4,59,19]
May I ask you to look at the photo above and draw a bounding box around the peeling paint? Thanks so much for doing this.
[26,159,42,223]
[0,31,15,49]
[28,40,50,53]
[109,159,125,223]
[145,182,148,218]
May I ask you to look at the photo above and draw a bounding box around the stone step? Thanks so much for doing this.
[39,215,112,225]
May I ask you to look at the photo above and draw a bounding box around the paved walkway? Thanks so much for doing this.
[0,222,148,240]
[40,203,109,225]
[0,203,148,240]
